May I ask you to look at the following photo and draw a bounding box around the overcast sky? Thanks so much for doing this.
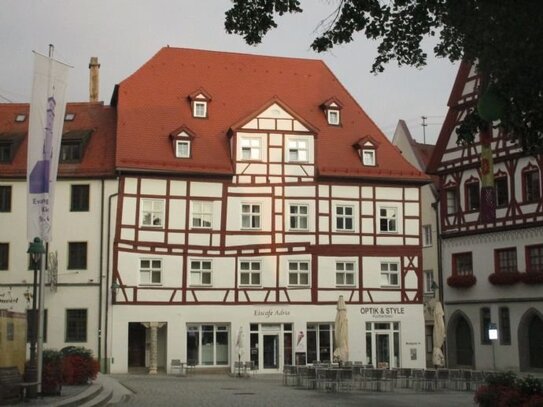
[0,0,458,144]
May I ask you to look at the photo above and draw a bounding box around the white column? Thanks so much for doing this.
[142,322,165,374]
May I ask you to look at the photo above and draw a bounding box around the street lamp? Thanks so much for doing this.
[489,323,498,371]
[26,237,45,397]
[111,281,120,302]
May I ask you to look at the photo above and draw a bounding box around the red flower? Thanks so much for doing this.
[488,271,521,285]
[447,274,477,288]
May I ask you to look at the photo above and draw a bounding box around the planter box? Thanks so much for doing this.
[520,271,543,285]
[488,272,521,285]
[447,274,477,288]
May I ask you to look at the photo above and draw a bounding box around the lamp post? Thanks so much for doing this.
[111,281,120,303]
[489,323,498,371]
[26,237,45,397]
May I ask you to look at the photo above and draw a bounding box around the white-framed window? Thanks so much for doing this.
[379,207,397,233]
[336,261,356,286]
[327,109,340,125]
[424,270,434,294]
[240,137,261,161]
[380,262,399,286]
[362,149,376,166]
[335,205,354,231]
[141,199,165,227]
[140,259,162,285]
[287,139,308,162]
[192,201,213,228]
[241,203,261,229]
[239,260,261,286]
[289,204,308,231]
[288,261,310,286]
[422,225,432,247]
[176,140,191,158]
[190,259,212,286]
[193,101,207,118]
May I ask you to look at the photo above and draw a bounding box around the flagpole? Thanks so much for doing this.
[36,44,54,395]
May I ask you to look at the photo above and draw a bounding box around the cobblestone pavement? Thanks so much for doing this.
[113,374,476,407]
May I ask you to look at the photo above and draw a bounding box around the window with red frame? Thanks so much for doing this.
[495,248,517,273]
[495,176,509,207]
[465,181,480,211]
[523,168,541,203]
[453,252,473,275]
[526,245,543,273]
[445,188,458,215]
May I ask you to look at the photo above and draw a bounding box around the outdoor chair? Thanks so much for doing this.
[380,369,398,391]
[170,359,184,376]
[447,369,464,391]
[410,368,425,390]
[436,368,450,389]
[283,365,298,386]
[363,368,384,391]
[468,370,485,391]
[299,366,317,389]
[396,368,412,388]
[336,368,354,392]
[316,368,335,392]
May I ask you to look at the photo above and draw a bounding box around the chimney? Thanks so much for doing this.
[89,57,100,102]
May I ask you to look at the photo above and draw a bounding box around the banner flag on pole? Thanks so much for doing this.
[27,52,70,242]
[479,127,496,223]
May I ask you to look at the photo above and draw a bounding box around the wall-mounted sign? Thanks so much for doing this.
[360,306,405,318]
[0,291,19,304]
[253,308,291,318]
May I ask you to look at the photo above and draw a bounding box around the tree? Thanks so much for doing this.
[225,0,543,150]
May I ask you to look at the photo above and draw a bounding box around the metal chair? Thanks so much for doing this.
[170,359,184,376]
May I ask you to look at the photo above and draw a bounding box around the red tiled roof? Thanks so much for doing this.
[116,47,428,183]
[0,102,116,178]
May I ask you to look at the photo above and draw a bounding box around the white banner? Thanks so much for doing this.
[27,52,70,242]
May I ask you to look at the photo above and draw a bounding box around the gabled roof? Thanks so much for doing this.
[115,47,428,182]
[427,62,473,174]
[0,102,116,178]
[393,120,438,191]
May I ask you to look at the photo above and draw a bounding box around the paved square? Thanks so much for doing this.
[113,374,476,407]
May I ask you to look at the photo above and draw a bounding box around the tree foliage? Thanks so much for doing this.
[225,0,543,149]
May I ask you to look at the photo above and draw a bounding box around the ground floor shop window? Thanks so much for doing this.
[307,323,334,363]
[365,322,400,368]
[249,323,292,370]
[187,324,229,366]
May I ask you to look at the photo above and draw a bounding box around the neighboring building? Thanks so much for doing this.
[392,121,440,368]
[108,48,430,374]
[0,98,117,367]
[427,63,543,371]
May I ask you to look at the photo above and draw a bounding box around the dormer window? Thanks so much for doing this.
[65,112,75,121]
[362,149,376,166]
[176,140,191,158]
[15,114,26,123]
[59,130,93,163]
[169,126,195,159]
[188,88,212,119]
[193,101,207,118]
[327,109,340,125]
[320,97,343,126]
[353,136,379,167]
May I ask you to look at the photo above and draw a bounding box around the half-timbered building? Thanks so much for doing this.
[109,48,430,374]
[428,63,543,372]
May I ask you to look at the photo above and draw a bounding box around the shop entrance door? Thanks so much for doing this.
[376,333,391,368]
[263,334,279,369]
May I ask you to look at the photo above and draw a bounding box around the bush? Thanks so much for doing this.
[475,372,543,407]
[41,350,63,395]
[60,346,99,385]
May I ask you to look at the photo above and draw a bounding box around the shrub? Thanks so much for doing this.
[475,372,543,407]
[61,346,99,385]
[41,349,63,395]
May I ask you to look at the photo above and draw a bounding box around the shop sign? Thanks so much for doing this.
[359,306,405,318]
[253,308,291,318]
[0,291,19,304]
